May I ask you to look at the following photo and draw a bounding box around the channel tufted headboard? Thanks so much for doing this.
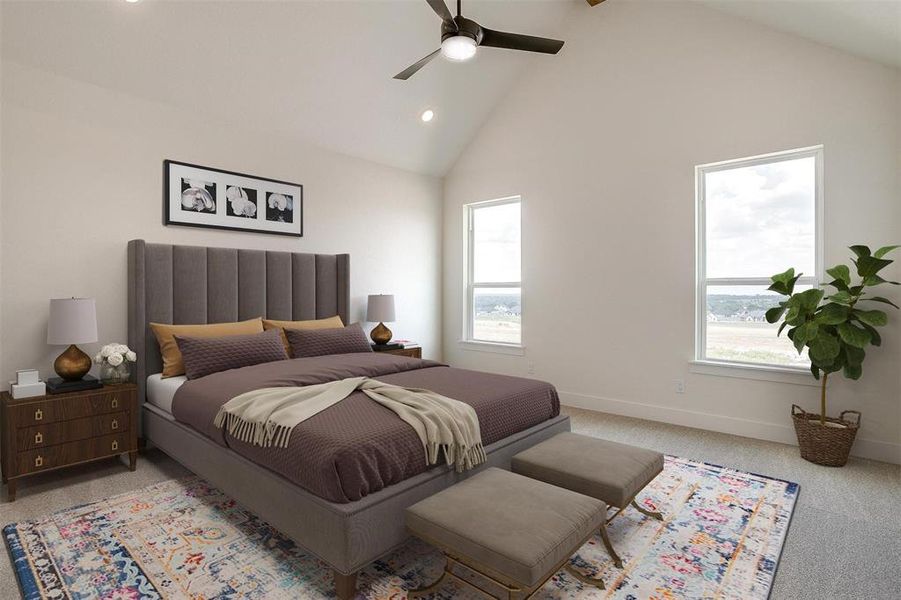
[127,240,350,407]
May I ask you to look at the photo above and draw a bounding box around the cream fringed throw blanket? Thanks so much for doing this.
[213,377,486,473]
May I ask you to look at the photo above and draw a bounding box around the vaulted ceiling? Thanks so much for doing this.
[0,0,581,176]
[2,1,898,177]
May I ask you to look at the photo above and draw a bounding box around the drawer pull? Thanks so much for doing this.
[111,440,119,451]
[34,408,43,421]
[111,397,118,409]
[111,419,119,430]
[34,432,43,445]
[34,455,43,468]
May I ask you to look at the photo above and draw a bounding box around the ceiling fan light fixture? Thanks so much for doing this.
[441,35,477,62]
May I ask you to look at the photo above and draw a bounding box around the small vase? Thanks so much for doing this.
[100,363,130,385]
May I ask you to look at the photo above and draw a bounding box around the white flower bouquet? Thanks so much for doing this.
[94,343,137,384]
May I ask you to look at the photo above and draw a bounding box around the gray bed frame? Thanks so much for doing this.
[127,239,570,598]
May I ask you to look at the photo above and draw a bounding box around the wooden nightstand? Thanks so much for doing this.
[372,346,422,359]
[1,383,138,501]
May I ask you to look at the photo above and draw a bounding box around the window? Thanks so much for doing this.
[696,147,822,369]
[465,197,522,346]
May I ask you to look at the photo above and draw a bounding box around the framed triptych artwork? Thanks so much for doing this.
[164,160,303,237]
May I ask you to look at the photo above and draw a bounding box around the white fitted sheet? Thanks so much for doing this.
[146,373,186,414]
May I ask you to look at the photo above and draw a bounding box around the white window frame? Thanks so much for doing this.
[694,146,824,374]
[462,196,523,352]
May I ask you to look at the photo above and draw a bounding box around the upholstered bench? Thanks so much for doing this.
[405,467,607,599]
[511,432,665,568]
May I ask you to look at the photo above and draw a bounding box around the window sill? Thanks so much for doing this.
[689,360,820,387]
[458,340,525,356]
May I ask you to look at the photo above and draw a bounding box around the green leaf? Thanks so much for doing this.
[856,256,893,279]
[853,309,888,327]
[768,269,802,296]
[765,305,788,324]
[843,345,865,367]
[826,265,851,286]
[865,296,900,309]
[849,245,871,258]
[794,321,819,344]
[860,322,882,347]
[873,244,900,259]
[809,363,821,380]
[817,303,849,325]
[827,291,853,305]
[792,328,807,353]
[837,322,871,348]
[843,363,862,380]
[808,333,841,362]
[796,288,825,311]
[777,321,789,336]
[826,279,849,292]
[863,275,900,287]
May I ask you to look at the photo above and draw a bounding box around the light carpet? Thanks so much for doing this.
[4,456,797,599]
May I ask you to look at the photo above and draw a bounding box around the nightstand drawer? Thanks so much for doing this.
[17,411,129,451]
[17,432,132,475]
[13,391,129,427]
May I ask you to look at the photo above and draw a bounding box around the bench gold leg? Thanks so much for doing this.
[563,563,606,590]
[631,499,664,521]
[598,523,623,569]
[408,558,450,597]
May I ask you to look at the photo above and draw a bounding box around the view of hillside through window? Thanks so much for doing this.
[469,200,521,344]
[701,152,817,368]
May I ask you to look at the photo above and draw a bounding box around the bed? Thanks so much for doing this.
[127,239,570,598]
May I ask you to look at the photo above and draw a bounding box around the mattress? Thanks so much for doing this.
[171,353,560,503]
[146,373,186,414]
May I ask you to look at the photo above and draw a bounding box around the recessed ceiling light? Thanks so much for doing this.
[420,109,435,123]
[125,0,142,4]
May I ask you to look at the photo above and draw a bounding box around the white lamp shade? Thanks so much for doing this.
[367,294,396,323]
[47,298,98,345]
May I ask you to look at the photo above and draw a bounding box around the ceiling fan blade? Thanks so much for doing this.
[393,49,441,80]
[586,0,606,6]
[479,28,564,54]
[425,0,457,29]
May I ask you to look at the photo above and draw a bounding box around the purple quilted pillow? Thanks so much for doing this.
[285,323,373,358]
[174,328,288,380]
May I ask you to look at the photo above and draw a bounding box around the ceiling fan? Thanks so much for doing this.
[394,0,595,80]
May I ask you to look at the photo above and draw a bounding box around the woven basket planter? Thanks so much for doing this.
[791,404,860,467]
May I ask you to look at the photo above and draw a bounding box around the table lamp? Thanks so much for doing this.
[47,297,98,381]
[367,294,395,345]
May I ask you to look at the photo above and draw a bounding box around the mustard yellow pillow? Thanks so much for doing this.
[150,318,263,377]
[263,315,344,355]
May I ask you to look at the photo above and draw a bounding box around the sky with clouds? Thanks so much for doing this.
[705,155,816,282]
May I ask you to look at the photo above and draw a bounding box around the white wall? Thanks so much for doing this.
[0,60,443,385]
[443,2,901,463]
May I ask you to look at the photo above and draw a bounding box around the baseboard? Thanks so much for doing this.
[558,390,901,465]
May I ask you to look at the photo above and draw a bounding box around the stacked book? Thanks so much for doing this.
[392,339,421,350]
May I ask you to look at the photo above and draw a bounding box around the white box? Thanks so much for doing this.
[10,381,46,399]
[16,369,40,385]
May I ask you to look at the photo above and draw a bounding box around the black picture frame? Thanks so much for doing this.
[163,159,303,237]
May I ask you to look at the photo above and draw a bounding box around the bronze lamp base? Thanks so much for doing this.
[54,344,92,381]
[370,322,392,345]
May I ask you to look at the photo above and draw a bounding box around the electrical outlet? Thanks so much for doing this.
[527,362,536,375]
[673,379,685,394]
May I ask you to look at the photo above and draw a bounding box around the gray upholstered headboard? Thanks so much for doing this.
[127,239,349,406]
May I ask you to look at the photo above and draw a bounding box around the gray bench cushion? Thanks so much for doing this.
[511,432,664,509]
[405,467,605,587]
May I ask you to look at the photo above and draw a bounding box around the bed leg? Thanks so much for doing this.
[334,569,358,600]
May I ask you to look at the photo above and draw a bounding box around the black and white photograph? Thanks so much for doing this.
[266,192,293,223]
[226,186,258,219]
[164,159,303,236]
[180,178,216,214]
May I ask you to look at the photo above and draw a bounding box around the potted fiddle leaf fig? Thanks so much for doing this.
[766,244,898,466]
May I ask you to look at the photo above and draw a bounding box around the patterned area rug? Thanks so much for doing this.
[5,456,798,599]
